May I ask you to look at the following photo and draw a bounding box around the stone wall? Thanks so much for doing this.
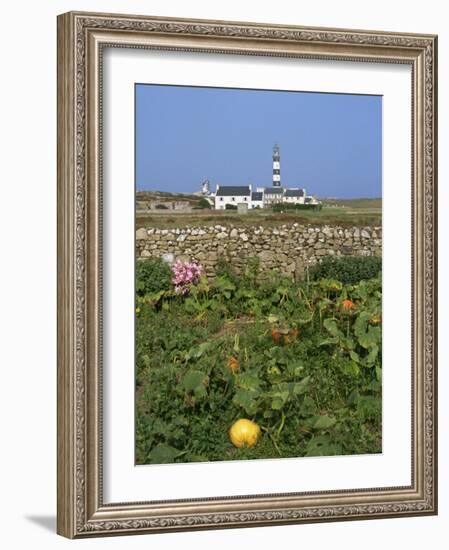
[136,223,382,280]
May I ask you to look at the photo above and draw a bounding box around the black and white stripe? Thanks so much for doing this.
[272,144,281,187]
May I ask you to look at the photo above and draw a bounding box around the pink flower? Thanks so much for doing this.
[171,260,203,294]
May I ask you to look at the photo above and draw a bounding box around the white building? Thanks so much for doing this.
[263,186,284,206]
[283,188,306,204]
[214,185,251,210]
[251,191,264,209]
[206,144,321,210]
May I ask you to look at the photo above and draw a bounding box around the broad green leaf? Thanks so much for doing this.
[148,444,180,464]
[271,398,285,410]
[182,370,207,392]
[313,415,337,430]
[364,344,379,366]
[347,389,360,406]
[233,388,259,415]
[238,373,261,391]
[293,376,311,395]
[319,337,338,347]
[323,318,343,338]
[305,435,341,457]
[354,311,371,338]
[302,396,317,415]
[376,365,382,382]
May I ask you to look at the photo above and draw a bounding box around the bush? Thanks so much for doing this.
[272,203,322,212]
[136,257,172,296]
[308,255,381,285]
[225,204,237,210]
[155,203,169,209]
[196,198,212,209]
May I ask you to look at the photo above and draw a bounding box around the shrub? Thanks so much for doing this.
[136,257,172,296]
[225,204,237,210]
[308,255,381,285]
[171,260,204,294]
[155,203,169,209]
[272,203,322,212]
[196,198,212,209]
[215,257,239,283]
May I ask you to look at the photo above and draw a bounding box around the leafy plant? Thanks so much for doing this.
[308,255,382,285]
[135,257,382,465]
[136,257,172,296]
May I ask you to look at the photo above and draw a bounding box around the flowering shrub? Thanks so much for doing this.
[171,260,204,294]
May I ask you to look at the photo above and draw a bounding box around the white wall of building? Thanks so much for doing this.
[284,195,306,204]
[215,194,251,210]
[251,199,264,208]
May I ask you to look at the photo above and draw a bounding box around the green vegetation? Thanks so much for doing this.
[136,197,382,229]
[272,203,323,212]
[308,256,382,285]
[136,257,382,464]
[195,198,212,209]
[136,257,172,296]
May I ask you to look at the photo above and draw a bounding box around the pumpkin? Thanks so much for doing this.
[229,419,261,448]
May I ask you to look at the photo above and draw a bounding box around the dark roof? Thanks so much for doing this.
[264,187,284,195]
[216,185,251,197]
[284,188,305,197]
[251,192,263,201]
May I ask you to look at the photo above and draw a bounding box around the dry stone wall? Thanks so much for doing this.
[136,223,382,280]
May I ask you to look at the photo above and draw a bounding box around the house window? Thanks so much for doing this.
[220,197,223,201]
[232,197,235,201]
[244,197,247,201]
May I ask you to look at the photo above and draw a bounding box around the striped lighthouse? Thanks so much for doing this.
[272,143,281,187]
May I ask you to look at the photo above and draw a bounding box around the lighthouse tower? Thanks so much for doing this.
[272,143,281,187]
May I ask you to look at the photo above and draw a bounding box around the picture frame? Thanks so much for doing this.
[57,11,438,538]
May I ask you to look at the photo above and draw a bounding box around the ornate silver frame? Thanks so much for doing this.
[57,11,438,538]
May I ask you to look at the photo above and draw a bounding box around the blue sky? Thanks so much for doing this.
[135,84,382,198]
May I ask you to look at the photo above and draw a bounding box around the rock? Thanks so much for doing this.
[136,228,147,240]
[194,251,206,261]
[161,253,174,264]
[258,250,276,262]
[240,233,248,241]
[230,228,238,238]
[216,232,227,239]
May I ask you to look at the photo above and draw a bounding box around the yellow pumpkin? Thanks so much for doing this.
[229,419,261,448]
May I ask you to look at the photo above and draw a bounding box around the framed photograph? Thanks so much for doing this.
[57,11,438,538]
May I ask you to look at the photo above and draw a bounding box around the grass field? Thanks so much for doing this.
[136,198,382,229]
